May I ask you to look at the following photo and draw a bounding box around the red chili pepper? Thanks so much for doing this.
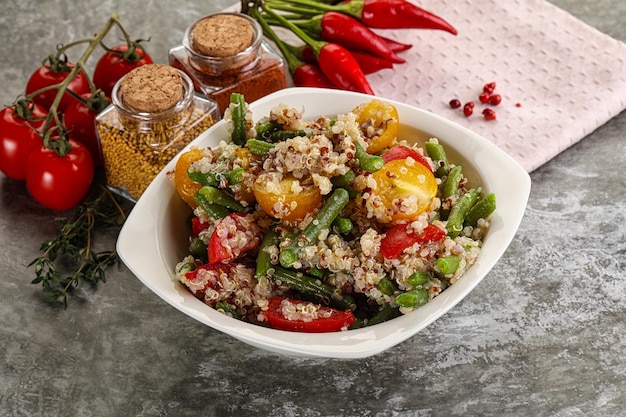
[317,43,374,94]
[293,63,337,88]
[285,0,457,34]
[260,3,375,95]
[299,12,404,64]
[380,223,446,259]
[378,34,412,53]
[346,49,393,74]
[300,45,390,76]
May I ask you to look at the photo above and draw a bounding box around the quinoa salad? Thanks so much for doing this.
[170,93,496,333]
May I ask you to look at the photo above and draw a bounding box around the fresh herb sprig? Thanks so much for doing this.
[29,185,132,307]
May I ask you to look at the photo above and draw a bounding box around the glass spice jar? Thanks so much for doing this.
[168,12,287,114]
[95,64,219,202]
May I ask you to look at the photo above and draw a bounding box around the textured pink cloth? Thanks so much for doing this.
[230,0,626,172]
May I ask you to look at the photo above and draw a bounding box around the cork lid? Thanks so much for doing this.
[119,64,183,113]
[191,14,254,57]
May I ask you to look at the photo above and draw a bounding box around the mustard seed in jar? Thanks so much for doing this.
[95,64,219,201]
[168,12,287,114]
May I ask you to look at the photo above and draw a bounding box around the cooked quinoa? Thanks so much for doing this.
[172,97,494,331]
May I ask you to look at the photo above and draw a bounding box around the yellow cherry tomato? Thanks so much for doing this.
[371,159,437,222]
[254,175,322,221]
[173,148,205,208]
[353,99,399,154]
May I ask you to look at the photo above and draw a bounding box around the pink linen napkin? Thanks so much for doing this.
[228,0,626,172]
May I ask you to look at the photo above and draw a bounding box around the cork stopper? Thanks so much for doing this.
[119,64,183,113]
[191,14,254,57]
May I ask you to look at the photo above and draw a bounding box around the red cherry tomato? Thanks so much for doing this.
[93,44,153,97]
[208,213,262,264]
[25,139,94,211]
[25,63,90,111]
[265,297,355,333]
[63,93,109,167]
[380,223,446,259]
[381,145,432,171]
[0,103,47,180]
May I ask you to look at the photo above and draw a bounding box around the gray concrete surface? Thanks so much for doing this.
[1,1,625,416]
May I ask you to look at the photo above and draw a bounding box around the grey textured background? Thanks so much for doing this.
[1,1,625,416]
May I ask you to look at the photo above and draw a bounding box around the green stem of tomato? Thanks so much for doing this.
[38,14,121,155]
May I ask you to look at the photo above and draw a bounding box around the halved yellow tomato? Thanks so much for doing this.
[353,99,399,154]
[173,148,205,208]
[254,174,322,221]
[371,159,437,222]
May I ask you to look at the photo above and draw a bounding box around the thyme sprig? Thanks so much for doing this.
[29,185,132,307]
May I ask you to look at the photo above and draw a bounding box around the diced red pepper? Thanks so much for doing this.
[381,145,432,171]
[207,213,262,264]
[380,223,445,259]
[191,216,210,236]
[265,297,355,333]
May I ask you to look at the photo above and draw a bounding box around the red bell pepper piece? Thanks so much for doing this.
[191,216,210,236]
[380,223,445,259]
[207,213,262,264]
[299,12,405,64]
[381,145,432,171]
[265,297,355,333]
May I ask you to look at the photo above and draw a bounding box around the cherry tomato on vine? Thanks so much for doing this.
[26,139,94,211]
[0,102,47,180]
[25,62,90,111]
[93,44,153,97]
[265,297,355,333]
[64,93,110,167]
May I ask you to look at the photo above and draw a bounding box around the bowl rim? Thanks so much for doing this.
[117,87,531,359]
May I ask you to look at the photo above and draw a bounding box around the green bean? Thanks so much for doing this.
[395,288,429,308]
[424,141,449,177]
[441,165,463,200]
[407,271,432,286]
[279,188,350,267]
[246,138,274,156]
[446,188,480,238]
[215,301,240,319]
[187,167,244,187]
[436,255,461,275]
[230,93,247,146]
[366,305,401,326]
[268,129,306,142]
[308,267,325,279]
[464,193,496,227]
[331,170,356,189]
[255,229,278,279]
[194,191,231,220]
[355,141,384,172]
[376,277,396,296]
[189,237,208,259]
[256,121,278,140]
[273,266,356,311]
[197,186,246,212]
[332,216,353,234]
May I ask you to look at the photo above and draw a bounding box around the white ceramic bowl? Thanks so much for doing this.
[117,87,531,359]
